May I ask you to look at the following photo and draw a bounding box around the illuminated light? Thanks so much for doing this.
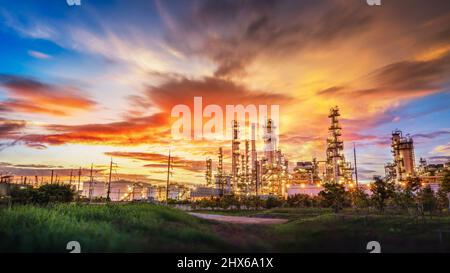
[316,183,321,187]
[301,184,305,188]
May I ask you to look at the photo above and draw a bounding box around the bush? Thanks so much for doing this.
[287,194,312,208]
[10,184,75,205]
[264,196,282,209]
[417,185,437,214]
[319,183,349,213]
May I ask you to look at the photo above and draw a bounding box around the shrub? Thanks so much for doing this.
[264,196,282,209]
[319,183,348,213]
[417,185,437,214]
[10,184,75,205]
[287,194,312,208]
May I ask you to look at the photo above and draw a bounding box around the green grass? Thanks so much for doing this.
[271,214,450,252]
[192,207,331,220]
[1,204,449,252]
[0,203,231,252]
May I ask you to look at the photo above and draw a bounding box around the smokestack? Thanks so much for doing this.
[231,120,240,191]
[251,123,256,163]
[217,147,224,194]
[263,119,276,165]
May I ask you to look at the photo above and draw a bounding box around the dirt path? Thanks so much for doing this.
[189,212,288,225]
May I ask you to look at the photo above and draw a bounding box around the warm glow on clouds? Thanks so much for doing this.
[0,75,95,116]
[0,0,449,183]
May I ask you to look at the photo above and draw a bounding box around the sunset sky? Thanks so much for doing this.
[0,0,449,185]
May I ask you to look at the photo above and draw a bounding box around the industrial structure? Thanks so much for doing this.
[385,130,416,183]
[190,106,361,199]
[324,106,354,185]
[2,106,449,201]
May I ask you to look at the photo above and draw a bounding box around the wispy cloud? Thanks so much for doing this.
[28,50,51,59]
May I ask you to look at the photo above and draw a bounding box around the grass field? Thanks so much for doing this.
[0,204,449,253]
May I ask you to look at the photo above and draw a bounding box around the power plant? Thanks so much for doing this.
[191,106,358,199]
[325,107,354,185]
[191,105,448,199]
[1,106,449,201]
[388,130,416,182]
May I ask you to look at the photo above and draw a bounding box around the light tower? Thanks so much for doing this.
[205,158,212,186]
[263,119,277,166]
[215,147,225,195]
[326,106,344,184]
[244,139,250,193]
[251,123,259,195]
[231,120,240,191]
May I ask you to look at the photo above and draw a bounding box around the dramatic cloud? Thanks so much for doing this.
[105,151,205,173]
[20,113,169,147]
[160,0,375,77]
[144,76,292,111]
[0,74,96,116]
[1,0,449,182]
[318,52,450,100]
[0,118,26,138]
[6,75,291,149]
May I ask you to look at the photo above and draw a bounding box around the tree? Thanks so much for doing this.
[370,176,395,212]
[436,188,449,212]
[319,182,347,213]
[10,186,35,204]
[417,185,437,214]
[10,184,75,205]
[440,170,450,193]
[350,187,370,210]
[437,170,450,211]
[405,176,421,192]
[393,177,422,211]
[287,194,312,208]
[265,196,282,209]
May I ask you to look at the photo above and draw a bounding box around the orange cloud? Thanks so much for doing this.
[0,118,26,138]
[105,151,205,173]
[0,74,96,116]
[142,76,292,112]
[21,113,169,147]
[11,76,290,148]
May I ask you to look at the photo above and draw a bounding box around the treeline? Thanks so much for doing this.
[4,184,75,205]
[192,170,450,214]
[191,195,283,210]
[318,175,450,214]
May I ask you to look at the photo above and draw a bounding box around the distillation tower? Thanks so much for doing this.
[260,118,289,196]
[390,130,415,183]
[205,158,212,186]
[231,120,241,191]
[325,106,353,184]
